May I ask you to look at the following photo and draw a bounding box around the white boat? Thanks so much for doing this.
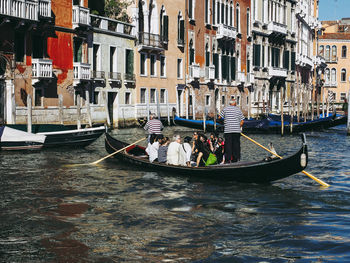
[0,126,46,150]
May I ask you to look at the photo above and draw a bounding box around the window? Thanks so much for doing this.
[125,92,130,104]
[140,53,147,76]
[189,40,195,65]
[205,95,210,106]
[140,88,146,104]
[283,50,290,70]
[332,45,337,61]
[32,35,44,59]
[247,8,250,36]
[325,68,330,84]
[236,95,240,105]
[253,44,261,67]
[160,10,169,42]
[325,45,330,61]
[331,68,336,84]
[73,38,83,62]
[205,44,210,67]
[222,95,225,105]
[271,47,280,68]
[93,44,101,72]
[178,14,184,45]
[341,93,346,101]
[319,45,324,56]
[189,0,194,20]
[236,4,240,32]
[291,51,296,71]
[110,46,117,75]
[341,68,346,82]
[160,56,166,77]
[212,0,216,25]
[160,89,166,103]
[342,45,347,58]
[34,88,43,107]
[150,54,156,76]
[125,49,134,75]
[93,91,99,105]
[150,88,156,103]
[205,0,209,24]
[177,58,183,79]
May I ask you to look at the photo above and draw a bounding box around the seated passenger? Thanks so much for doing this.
[191,132,200,162]
[158,137,169,163]
[167,135,182,165]
[196,134,211,167]
[214,137,225,164]
[149,134,164,163]
[179,136,192,167]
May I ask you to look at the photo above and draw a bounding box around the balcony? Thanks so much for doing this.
[92,70,105,80]
[108,72,121,82]
[0,0,38,21]
[73,62,91,83]
[38,0,50,18]
[296,54,314,68]
[189,64,200,80]
[90,14,135,37]
[324,81,337,88]
[216,24,237,40]
[72,5,90,29]
[268,67,287,78]
[32,58,52,83]
[138,32,164,52]
[124,73,135,85]
[205,65,215,80]
[267,21,287,36]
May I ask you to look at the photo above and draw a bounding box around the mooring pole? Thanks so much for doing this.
[27,94,32,133]
[347,91,350,136]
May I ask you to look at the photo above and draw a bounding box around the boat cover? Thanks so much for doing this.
[0,126,46,143]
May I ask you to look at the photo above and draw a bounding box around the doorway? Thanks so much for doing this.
[108,92,117,125]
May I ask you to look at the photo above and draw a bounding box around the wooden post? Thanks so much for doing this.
[316,88,320,119]
[85,89,92,127]
[281,87,284,136]
[156,89,161,120]
[311,86,315,120]
[58,94,64,125]
[347,91,350,135]
[203,107,206,132]
[103,91,111,127]
[297,82,300,122]
[76,94,81,129]
[326,90,330,117]
[322,87,325,117]
[166,90,170,126]
[27,94,32,133]
[146,89,150,120]
[185,88,189,119]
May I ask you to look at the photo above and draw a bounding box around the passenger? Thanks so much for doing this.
[179,136,192,167]
[167,135,182,165]
[148,134,164,163]
[158,137,169,163]
[191,131,200,162]
[196,134,211,167]
[208,132,218,153]
[213,137,225,164]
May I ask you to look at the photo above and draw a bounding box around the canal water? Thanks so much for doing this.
[1,125,350,262]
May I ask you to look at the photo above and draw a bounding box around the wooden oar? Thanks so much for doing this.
[240,133,330,187]
[66,137,147,167]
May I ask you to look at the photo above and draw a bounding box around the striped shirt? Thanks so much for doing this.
[144,119,164,134]
[219,105,244,133]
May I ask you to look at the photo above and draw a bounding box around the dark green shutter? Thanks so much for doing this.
[189,0,192,19]
[283,50,289,69]
[291,52,296,71]
[180,20,184,44]
[257,45,261,67]
[214,53,219,79]
[271,48,275,68]
[127,50,134,74]
[206,51,210,66]
[222,55,226,80]
[163,15,168,42]
[190,48,194,65]
[212,0,215,24]
[231,57,236,80]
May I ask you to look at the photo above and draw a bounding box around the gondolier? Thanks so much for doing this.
[219,99,244,163]
[144,113,164,144]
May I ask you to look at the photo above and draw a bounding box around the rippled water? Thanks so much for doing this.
[1,126,350,262]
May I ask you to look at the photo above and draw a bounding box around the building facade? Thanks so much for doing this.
[319,18,350,107]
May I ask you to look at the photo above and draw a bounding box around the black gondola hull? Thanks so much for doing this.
[104,133,308,184]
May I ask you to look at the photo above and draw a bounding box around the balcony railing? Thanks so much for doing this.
[189,64,200,80]
[268,67,287,78]
[32,58,52,78]
[216,24,237,40]
[138,32,164,50]
[267,21,287,35]
[90,14,135,37]
[109,72,121,80]
[296,54,314,68]
[72,5,90,29]
[124,73,135,83]
[324,81,337,87]
[0,0,38,20]
[38,0,50,17]
[205,65,215,80]
[92,70,105,79]
[73,62,91,80]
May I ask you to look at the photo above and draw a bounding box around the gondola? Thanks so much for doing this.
[104,133,308,184]
[173,113,347,134]
[0,126,46,150]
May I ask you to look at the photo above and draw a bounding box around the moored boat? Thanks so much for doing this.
[104,133,309,184]
[0,126,46,150]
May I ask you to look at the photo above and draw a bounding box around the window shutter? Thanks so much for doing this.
[257,45,261,67]
[231,57,236,80]
[163,15,169,42]
[214,53,219,78]
[180,20,184,44]
[222,55,226,80]
[127,50,134,74]
[190,48,194,65]
[291,52,296,71]
[189,0,193,19]
[206,51,210,67]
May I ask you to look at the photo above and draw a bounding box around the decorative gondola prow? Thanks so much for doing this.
[301,133,307,145]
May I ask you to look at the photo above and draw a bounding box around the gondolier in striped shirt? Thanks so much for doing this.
[144,113,164,144]
[219,99,244,163]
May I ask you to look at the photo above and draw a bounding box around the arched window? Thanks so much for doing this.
[236,3,240,32]
[160,6,168,42]
[342,45,347,58]
[332,45,337,61]
[319,45,324,56]
[325,45,330,61]
[230,1,233,26]
[205,43,210,67]
[247,8,250,36]
[177,12,184,45]
[189,39,194,65]
[341,68,346,82]
[325,68,330,84]
[331,68,336,84]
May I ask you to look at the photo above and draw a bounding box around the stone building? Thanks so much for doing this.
[319,18,350,107]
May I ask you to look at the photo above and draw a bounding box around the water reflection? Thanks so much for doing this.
[1,126,350,262]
